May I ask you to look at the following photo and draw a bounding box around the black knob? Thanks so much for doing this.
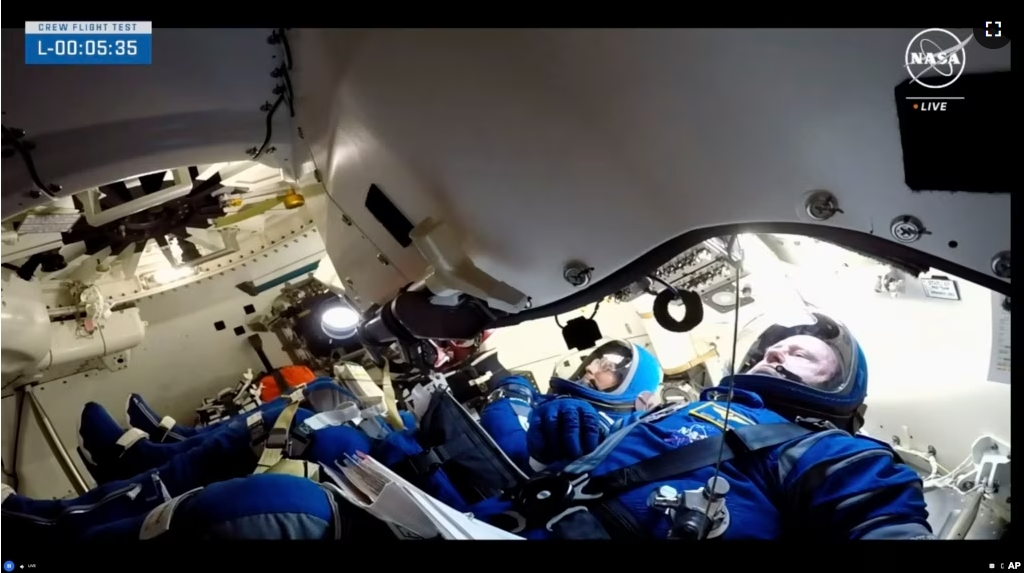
[671,509,712,540]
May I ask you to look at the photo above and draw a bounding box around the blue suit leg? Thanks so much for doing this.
[81,474,372,541]
[125,394,203,441]
[125,379,352,442]
[79,402,223,484]
[6,405,314,541]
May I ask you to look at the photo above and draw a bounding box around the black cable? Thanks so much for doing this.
[252,94,285,160]
[704,234,742,528]
[1,375,23,393]
[648,274,678,295]
[277,28,293,70]
[554,300,601,329]
[2,124,57,197]
[281,73,295,117]
[648,274,684,308]
[268,29,295,117]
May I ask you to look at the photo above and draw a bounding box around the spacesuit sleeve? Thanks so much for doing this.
[768,430,935,539]
[478,376,539,473]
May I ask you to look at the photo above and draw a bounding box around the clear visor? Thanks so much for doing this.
[734,311,856,394]
[553,340,634,393]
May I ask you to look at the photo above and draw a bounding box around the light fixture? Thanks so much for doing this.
[320,305,360,339]
[711,291,737,307]
[150,266,195,285]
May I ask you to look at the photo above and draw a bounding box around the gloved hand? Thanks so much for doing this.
[527,399,607,465]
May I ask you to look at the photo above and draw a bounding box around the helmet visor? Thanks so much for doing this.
[554,340,635,394]
[735,311,857,394]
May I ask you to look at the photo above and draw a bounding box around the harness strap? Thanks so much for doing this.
[583,422,816,496]
[263,459,321,481]
[405,434,475,475]
[270,369,290,394]
[380,362,407,431]
[253,401,302,474]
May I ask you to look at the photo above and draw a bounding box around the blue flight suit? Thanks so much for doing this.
[476,383,932,539]
[5,400,383,541]
[475,327,935,540]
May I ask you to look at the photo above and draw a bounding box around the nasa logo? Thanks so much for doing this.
[664,424,710,447]
[904,28,972,89]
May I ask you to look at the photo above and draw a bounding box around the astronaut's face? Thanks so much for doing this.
[747,334,839,386]
[581,357,621,391]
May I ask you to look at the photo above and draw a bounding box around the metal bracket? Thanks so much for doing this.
[24,386,90,495]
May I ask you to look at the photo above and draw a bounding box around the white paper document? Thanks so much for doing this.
[321,453,524,540]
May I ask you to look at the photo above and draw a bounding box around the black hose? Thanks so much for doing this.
[252,94,285,160]
[652,287,703,333]
[278,28,293,70]
[2,124,57,196]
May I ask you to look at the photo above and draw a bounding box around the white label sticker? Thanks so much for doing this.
[158,416,176,430]
[18,213,82,233]
[921,277,960,300]
[115,428,148,449]
[987,291,1011,384]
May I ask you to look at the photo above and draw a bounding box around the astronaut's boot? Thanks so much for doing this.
[126,392,299,442]
[8,406,325,542]
[125,393,202,443]
[82,473,394,541]
[77,401,136,484]
[2,464,185,543]
[80,401,245,484]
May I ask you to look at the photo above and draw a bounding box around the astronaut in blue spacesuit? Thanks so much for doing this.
[76,377,422,486]
[475,313,934,540]
[479,338,664,474]
[120,376,362,444]
[2,384,394,541]
[7,312,932,541]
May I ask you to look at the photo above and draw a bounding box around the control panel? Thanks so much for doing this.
[614,238,751,313]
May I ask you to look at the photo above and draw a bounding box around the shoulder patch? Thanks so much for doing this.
[687,402,754,430]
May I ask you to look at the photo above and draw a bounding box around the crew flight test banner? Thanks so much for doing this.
[25,21,152,65]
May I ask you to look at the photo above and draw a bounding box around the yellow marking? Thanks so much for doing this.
[689,401,754,429]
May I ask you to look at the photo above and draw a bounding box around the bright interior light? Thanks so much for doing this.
[151,266,195,285]
[711,291,737,306]
[321,305,360,338]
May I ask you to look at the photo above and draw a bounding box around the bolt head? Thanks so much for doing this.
[563,262,593,287]
[991,251,1011,279]
[805,191,840,221]
[890,216,925,243]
